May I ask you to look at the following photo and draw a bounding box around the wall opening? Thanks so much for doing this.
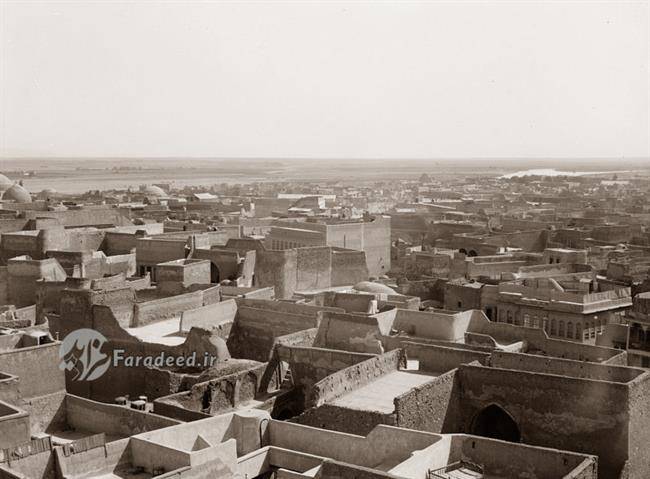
[471,404,521,443]
[210,263,221,283]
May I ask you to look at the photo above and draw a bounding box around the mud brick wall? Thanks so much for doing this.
[65,394,179,437]
[227,306,319,362]
[394,369,461,433]
[295,404,396,436]
[458,363,631,479]
[402,342,490,373]
[627,375,650,478]
[309,349,404,408]
[280,346,375,391]
[256,249,297,299]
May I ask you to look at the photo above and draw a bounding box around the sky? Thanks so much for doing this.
[0,0,648,159]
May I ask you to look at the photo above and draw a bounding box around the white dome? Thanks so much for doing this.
[3,184,31,203]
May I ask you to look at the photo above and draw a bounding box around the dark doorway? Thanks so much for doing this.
[468,249,478,257]
[471,405,521,442]
[210,263,220,283]
[459,248,467,255]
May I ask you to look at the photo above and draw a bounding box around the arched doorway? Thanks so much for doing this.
[210,263,220,283]
[459,248,468,255]
[467,249,478,257]
[471,404,521,442]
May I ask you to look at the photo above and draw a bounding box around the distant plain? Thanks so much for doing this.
[0,158,647,194]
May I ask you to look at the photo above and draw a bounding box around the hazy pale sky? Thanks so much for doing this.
[0,1,648,159]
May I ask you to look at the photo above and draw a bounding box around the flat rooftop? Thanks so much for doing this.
[330,370,436,413]
[126,317,183,345]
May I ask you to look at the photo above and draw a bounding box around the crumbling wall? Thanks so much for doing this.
[154,363,272,416]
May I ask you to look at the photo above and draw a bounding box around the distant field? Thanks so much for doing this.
[0,158,646,194]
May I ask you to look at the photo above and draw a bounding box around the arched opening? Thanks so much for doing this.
[210,263,220,283]
[459,248,467,255]
[471,404,521,442]
[467,249,478,257]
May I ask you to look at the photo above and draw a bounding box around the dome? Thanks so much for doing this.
[0,175,12,192]
[3,184,31,203]
[37,188,57,200]
[140,185,166,197]
[353,281,397,295]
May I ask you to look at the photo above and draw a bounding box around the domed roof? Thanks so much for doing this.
[37,188,57,200]
[3,184,31,203]
[353,281,397,295]
[0,175,12,191]
[141,185,166,197]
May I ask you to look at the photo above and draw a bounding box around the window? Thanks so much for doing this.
[567,322,573,339]
[559,321,565,337]
[457,301,462,309]
[550,319,557,335]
